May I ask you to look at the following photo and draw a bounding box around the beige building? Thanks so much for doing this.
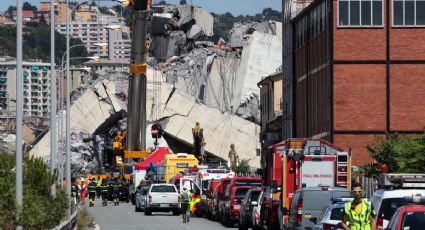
[258,70,283,147]
[0,13,6,25]
[38,1,68,24]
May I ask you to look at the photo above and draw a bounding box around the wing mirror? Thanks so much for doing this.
[282,207,289,216]
[309,217,317,224]
[251,201,258,206]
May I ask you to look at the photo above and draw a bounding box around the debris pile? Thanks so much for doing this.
[0,133,16,155]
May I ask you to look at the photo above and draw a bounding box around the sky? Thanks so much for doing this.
[0,0,282,15]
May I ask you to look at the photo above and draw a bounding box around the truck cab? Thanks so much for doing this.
[163,153,198,182]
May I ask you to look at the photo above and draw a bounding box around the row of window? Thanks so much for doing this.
[295,1,327,49]
[339,0,425,26]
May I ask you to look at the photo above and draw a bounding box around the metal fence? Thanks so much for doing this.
[50,207,78,230]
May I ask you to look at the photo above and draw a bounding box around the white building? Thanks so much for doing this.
[56,5,131,60]
[0,57,51,118]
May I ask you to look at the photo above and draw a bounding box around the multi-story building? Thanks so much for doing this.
[0,57,51,118]
[282,0,425,165]
[56,4,131,60]
[0,13,6,25]
[12,10,35,23]
[38,1,68,24]
[258,70,283,149]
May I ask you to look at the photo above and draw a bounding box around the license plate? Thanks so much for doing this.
[160,204,169,208]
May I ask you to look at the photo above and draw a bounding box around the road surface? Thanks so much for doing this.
[86,200,238,230]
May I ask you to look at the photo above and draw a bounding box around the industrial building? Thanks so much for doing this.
[282,0,425,165]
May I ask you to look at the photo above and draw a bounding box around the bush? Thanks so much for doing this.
[0,154,68,229]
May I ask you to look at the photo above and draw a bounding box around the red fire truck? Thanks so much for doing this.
[259,138,352,229]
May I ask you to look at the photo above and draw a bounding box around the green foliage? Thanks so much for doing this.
[0,154,68,229]
[180,0,187,5]
[231,159,251,174]
[364,131,425,176]
[23,2,38,13]
[211,8,283,43]
[0,25,88,64]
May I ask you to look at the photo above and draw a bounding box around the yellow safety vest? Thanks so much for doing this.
[344,199,372,230]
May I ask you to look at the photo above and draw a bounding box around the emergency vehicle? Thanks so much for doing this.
[259,138,352,229]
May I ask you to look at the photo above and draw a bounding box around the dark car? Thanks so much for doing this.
[223,186,253,227]
[239,188,262,230]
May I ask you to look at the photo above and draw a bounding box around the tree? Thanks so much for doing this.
[6,6,17,18]
[180,0,187,5]
[23,2,38,13]
[364,131,425,177]
[39,14,47,25]
[231,159,251,175]
[158,1,167,5]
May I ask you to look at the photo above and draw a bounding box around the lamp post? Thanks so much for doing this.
[65,0,128,200]
[50,0,57,197]
[15,0,23,228]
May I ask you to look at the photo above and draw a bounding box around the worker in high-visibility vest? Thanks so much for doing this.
[341,182,376,230]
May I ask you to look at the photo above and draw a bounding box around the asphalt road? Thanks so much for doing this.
[86,200,238,230]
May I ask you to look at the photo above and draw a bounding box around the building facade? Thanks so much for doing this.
[284,0,425,165]
[0,57,51,118]
[38,1,68,24]
[56,4,131,60]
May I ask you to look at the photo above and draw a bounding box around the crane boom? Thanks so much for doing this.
[125,0,149,159]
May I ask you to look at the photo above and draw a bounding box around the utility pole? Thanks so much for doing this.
[65,0,71,200]
[126,0,149,156]
[15,0,23,228]
[50,0,57,197]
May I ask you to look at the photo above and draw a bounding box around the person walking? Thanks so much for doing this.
[87,178,97,207]
[180,187,192,223]
[80,178,87,205]
[341,182,376,230]
[100,179,109,206]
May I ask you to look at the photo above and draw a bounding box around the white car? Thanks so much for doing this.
[372,173,425,229]
[144,183,180,216]
[312,203,345,230]
[372,188,425,229]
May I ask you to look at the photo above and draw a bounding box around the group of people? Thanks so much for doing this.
[71,176,130,207]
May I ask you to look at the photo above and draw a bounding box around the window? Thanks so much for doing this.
[393,0,425,26]
[338,0,383,26]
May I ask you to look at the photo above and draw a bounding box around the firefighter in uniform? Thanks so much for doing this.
[341,182,376,230]
[101,179,109,206]
[88,178,97,207]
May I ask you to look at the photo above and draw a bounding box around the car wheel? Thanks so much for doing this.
[135,205,140,212]
[144,209,151,216]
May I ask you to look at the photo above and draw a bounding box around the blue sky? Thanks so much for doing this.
[0,0,282,15]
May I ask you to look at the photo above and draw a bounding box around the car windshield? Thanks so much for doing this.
[401,211,425,229]
[330,207,344,220]
[235,188,250,199]
[141,186,150,195]
[250,191,261,202]
[379,198,407,220]
[151,185,176,193]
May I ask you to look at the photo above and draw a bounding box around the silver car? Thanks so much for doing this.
[312,203,345,230]
[135,185,150,212]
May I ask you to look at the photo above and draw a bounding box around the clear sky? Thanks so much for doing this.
[0,0,282,16]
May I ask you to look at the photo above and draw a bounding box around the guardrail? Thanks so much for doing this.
[51,208,78,230]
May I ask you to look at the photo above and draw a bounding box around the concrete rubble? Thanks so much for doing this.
[0,133,16,155]
[156,18,282,123]
[26,4,281,173]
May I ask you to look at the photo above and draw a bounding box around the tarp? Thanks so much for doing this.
[134,147,170,170]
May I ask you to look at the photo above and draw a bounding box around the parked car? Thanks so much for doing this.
[135,185,150,212]
[145,183,180,216]
[238,188,262,230]
[385,195,425,230]
[285,187,350,230]
[222,186,253,227]
[311,201,348,230]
